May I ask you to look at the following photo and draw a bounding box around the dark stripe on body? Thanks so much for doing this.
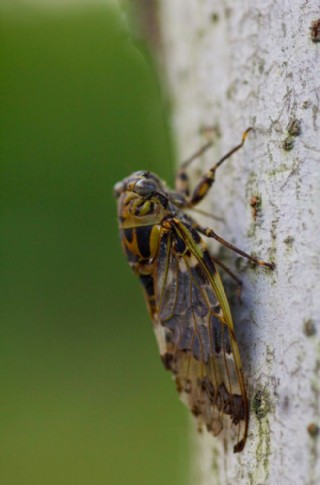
[189,226,201,243]
[139,274,155,297]
[202,250,217,275]
[174,234,186,254]
[124,227,133,243]
[136,225,153,258]
[156,193,169,209]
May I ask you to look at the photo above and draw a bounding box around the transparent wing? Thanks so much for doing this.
[153,220,248,453]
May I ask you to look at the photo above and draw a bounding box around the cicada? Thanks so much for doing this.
[113,129,273,452]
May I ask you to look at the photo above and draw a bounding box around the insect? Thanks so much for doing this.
[114,129,273,452]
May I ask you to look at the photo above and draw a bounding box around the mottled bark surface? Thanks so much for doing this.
[157,1,320,484]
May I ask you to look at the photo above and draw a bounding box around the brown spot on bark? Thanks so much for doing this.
[287,119,301,137]
[282,394,290,412]
[307,423,319,437]
[249,195,261,221]
[282,136,295,151]
[310,19,320,43]
[283,235,294,245]
[303,319,317,337]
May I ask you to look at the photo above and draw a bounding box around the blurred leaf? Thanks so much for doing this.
[0,4,187,485]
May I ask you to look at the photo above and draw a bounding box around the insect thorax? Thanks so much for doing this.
[117,191,171,262]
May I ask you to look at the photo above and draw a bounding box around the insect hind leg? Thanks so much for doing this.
[194,221,274,269]
[211,256,243,302]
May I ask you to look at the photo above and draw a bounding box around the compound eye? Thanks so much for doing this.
[134,179,157,195]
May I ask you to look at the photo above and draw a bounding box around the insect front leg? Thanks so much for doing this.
[175,140,213,196]
[182,128,252,207]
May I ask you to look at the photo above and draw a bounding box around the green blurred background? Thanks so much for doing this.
[0,3,188,484]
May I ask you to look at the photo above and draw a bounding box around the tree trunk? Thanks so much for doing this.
[157,1,320,484]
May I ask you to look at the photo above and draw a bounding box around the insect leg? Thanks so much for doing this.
[185,128,252,207]
[189,207,224,223]
[175,140,213,196]
[210,256,243,301]
[195,222,274,269]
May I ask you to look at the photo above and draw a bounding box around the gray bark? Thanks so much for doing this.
[157,1,320,484]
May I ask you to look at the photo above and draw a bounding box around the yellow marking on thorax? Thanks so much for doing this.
[149,225,161,258]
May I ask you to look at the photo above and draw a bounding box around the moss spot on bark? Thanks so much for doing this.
[287,119,301,137]
[282,136,295,151]
[250,388,272,483]
[253,389,271,419]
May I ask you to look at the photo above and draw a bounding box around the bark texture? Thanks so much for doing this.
[158,1,320,484]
